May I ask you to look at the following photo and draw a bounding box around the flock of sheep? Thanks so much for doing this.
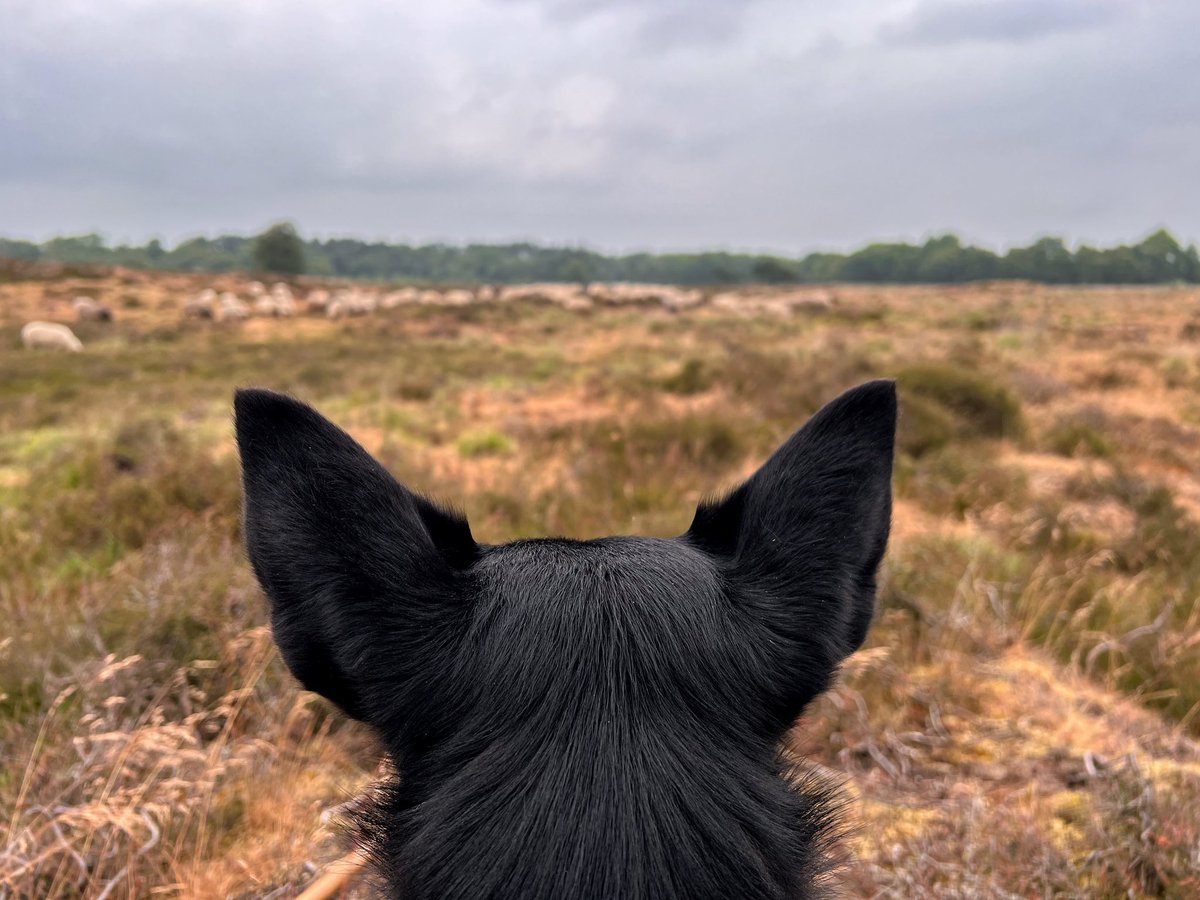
[181,280,835,322]
[20,280,836,351]
[178,280,718,322]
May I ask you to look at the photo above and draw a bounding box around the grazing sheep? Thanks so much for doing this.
[589,282,679,305]
[254,296,280,317]
[22,321,83,352]
[268,283,296,316]
[783,290,834,313]
[327,289,372,319]
[495,284,586,308]
[589,282,651,305]
[380,287,420,309]
[73,296,113,322]
[184,290,216,320]
[305,288,331,313]
[561,294,594,311]
[247,281,267,298]
[476,284,497,303]
[658,287,704,312]
[532,284,593,309]
[218,292,251,321]
[711,292,793,317]
[442,288,475,307]
[332,288,377,315]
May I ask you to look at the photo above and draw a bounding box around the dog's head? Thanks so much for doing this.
[235,380,895,898]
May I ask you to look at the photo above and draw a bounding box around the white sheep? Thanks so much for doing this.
[588,282,666,305]
[658,287,703,312]
[333,288,376,315]
[266,283,296,316]
[781,289,834,313]
[305,288,330,312]
[711,291,792,317]
[22,321,83,352]
[354,290,379,313]
[218,292,250,321]
[73,296,113,322]
[380,287,420,309]
[508,283,592,309]
[184,291,216,319]
[442,289,475,307]
[247,281,267,298]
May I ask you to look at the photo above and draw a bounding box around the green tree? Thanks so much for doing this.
[1134,229,1192,282]
[843,242,921,282]
[146,239,166,265]
[1002,236,1077,283]
[751,256,797,283]
[253,222,305,275]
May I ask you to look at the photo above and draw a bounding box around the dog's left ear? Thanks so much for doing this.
[235,389,477,727]
[685,380,896,726]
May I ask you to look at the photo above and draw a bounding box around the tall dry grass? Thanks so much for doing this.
[1,273,1198,896]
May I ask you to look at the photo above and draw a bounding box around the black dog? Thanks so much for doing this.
[235,380,895,899]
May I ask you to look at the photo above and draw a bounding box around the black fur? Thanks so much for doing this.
[234,380,897,899]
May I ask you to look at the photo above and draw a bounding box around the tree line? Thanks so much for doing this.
[2,225,1197,285]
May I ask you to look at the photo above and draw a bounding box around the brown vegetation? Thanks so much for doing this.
[1,268,1199,896]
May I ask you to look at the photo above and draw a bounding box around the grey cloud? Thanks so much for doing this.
[0,0,1198,252]
[505,0,772,49]
[882,0,1127,47]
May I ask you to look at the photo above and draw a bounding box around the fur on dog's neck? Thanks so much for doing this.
[352,539,840,899]
[356,721,839,899]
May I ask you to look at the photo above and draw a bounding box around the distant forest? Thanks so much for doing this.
[2,228,1197,285]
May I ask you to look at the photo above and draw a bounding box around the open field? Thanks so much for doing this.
[2,266,1200,897]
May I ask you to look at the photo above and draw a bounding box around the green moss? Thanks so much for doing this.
[457,429,514,458]
[660,358,711,395]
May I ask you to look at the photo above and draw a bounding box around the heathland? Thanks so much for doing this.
[2,265,1198,897]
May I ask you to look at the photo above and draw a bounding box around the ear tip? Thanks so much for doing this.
[839,379,898,424]
[853,378,898,400]
[234,386,290,414]
[234,388,316,448]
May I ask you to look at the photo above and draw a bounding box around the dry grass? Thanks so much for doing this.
[1,269,1199,896]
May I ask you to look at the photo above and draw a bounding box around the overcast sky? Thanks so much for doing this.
[2,0,1198,253]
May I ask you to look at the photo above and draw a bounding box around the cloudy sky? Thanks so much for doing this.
[2,0,1198,253]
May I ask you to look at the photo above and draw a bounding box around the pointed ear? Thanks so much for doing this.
[686,381,895,718]
[234,388,477,723]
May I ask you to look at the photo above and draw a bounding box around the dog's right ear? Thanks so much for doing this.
[234,389,476,725]
[685,380,896,731]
